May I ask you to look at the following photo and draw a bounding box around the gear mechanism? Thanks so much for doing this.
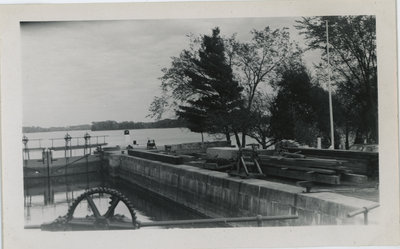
[42,187,138,231]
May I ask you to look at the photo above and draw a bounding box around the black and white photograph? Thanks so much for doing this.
[1,1,399,249]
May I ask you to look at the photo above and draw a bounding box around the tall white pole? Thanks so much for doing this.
[326,20,335,149]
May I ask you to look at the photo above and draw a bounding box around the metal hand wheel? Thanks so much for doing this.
[63,187,137,230]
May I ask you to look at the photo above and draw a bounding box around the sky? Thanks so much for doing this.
[21,17,321,127]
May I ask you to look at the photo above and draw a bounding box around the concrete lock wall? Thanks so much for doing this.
[108,154,378,226]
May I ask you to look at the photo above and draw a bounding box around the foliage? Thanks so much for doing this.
[245,91,275,149]
[295,15,377,144]
[149,28,245,144]
[231,27,301,146]
[149,26,301,148]
[269,61,339,147]
[23,124,92,133]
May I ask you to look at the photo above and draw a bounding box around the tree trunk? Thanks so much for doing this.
[200,132,205,152]
[261,136,267,149]
[241,132,246,148]
[354,128,363,144]
[225,130,231,143]
[345,122,350,150]
[234,131,241,148]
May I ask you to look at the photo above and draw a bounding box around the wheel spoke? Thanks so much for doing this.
[66,188,137,230]
[105,198,120,218]
[85,195,101,218]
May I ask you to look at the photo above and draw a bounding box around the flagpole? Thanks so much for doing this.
[326,20,335,149]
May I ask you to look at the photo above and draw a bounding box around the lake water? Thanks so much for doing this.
[23,127,257,229]
[24,172,227,230]
[23,127,259,159]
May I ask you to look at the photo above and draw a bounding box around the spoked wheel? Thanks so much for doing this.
[65,187,138,230]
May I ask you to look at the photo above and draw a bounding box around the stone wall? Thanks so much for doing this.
[108,154,379,226]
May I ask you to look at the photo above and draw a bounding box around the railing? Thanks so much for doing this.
[49,135,108,147]
[25,215,299,230]
[23,135,108,150]
[22,134,108,160]
[347,203,379,225]
[137,215,299,228]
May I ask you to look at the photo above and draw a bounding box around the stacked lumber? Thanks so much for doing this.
[283,147,378,177]
[258,155,367,185]
[127,149,184,165]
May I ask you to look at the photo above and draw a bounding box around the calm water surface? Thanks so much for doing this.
[24,172,221,229]
[23,127,257,229]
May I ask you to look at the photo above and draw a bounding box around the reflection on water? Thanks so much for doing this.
[24,173,105,226]
[24,172,221,229]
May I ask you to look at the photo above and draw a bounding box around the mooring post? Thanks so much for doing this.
[22,135,29,161]
[42,149,46,164]
[256,215,263,227]
[64,133,72,159]
[46,149,51,178]
[84,132,91,155]
[363,207,369,225]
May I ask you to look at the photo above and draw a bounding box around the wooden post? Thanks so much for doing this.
[256,215,263,227]
[46,149,51,178]
[363,208,369,225]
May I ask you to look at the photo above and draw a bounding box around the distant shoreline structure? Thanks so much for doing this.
[23,118,186,133]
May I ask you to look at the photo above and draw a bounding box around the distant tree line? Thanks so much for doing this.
[23,124,92,133]
[23,119,186,133]
[91,119,186,131]
[149,15,377,149]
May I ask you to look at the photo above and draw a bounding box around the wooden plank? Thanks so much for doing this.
[260,162,337,175]
[284,147,378,159]
[259,155,346,170]
[259,155,345,165]
[282,147,378,177]
[281,152,306,158]
[127,149,183,165]
[262,167,341,185]
[203,163,233,171]
[341,173,368,184]
[240,157,250,175]
[254,159,263,174]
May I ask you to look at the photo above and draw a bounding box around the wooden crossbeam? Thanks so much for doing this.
[262,167,341,185]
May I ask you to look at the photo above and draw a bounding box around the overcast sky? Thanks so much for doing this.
[21,17,321,127]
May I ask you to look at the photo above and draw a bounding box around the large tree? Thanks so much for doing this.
[246,91,275,149]
[269,61,343,148]
[269,62,315,143]
[149,28,244,144]
[296,16,377,144]
[230,27,301,146]
[149,26,302,148]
